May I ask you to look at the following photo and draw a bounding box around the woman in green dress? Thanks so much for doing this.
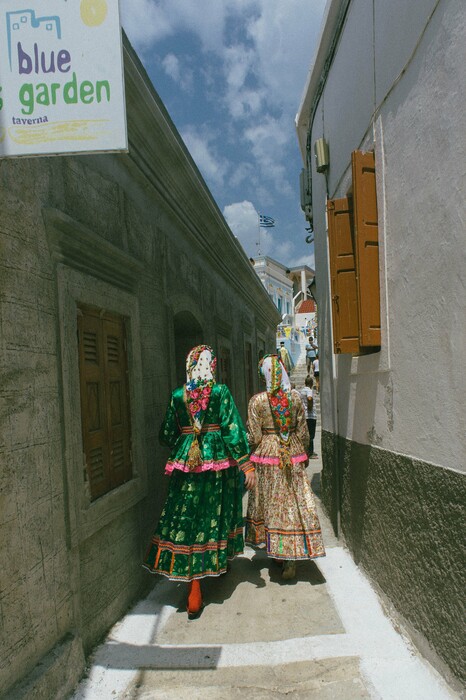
[144,344,255,617]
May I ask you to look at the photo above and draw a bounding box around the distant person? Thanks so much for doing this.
[312,356,320,393]
[306,336,318,373]
[245,355,325,579]
[279,341,293,374]
[300,375,318,459]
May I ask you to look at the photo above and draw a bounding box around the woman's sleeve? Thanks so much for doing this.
[219,386,254,473]
[158,393,180,448]
[295,391,310,453]
[246,395,263,451]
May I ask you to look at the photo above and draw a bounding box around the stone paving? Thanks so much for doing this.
[70,350,460,699]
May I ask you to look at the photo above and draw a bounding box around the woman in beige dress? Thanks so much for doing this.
[245,354,325,579]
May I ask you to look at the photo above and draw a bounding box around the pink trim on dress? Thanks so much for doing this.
[250,453,308,465]
[165,458,234,474]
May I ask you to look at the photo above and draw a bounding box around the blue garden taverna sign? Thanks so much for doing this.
[0,0,127,157]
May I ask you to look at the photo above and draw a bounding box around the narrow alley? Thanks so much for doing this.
[1,3,465,698]
[71,352,459,700]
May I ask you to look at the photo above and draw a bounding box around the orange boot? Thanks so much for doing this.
[187,579,203,618]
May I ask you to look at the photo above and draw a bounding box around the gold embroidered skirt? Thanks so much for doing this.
[245,462,325,560]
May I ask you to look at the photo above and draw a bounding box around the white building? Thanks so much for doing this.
[253,256,294,321]
[287,266,317,339]
[296,0,465,687]
[253,257,316,360]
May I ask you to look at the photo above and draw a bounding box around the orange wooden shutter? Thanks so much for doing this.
[352,150,381,347]
[103,317,132,489]
[327,197,360,354]
[78,309,111,500]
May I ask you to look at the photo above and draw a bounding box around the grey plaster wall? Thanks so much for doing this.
[322,0,375,195]
[321,431,466,683]
[377,0,466,469]
[0,36,278,698]
[300,0,466,684]
[373,0,439,105]
[306,0,466,466]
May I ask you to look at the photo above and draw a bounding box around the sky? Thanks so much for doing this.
[120,0,327,268]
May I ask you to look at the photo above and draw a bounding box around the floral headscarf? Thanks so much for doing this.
[259,354,292,443]
[185,344,217,434]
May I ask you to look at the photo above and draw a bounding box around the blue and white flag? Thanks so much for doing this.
[259,214,275,228]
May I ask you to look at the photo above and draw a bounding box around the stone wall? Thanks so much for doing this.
[0,37,278,698]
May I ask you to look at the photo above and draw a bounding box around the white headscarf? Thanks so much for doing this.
[259,354,293,448]
[260,355,291,393]
[185,344,217,434]
[187,346,215,383]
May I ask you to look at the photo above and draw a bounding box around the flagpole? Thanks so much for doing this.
[257,214,276,256]
[257,212,261,255]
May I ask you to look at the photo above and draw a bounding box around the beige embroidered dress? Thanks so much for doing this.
[245,390,325,560]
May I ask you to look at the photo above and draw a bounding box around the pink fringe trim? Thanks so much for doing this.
[165,459,234,474]
[250,453,308,465]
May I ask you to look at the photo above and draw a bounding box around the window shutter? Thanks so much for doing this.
[327,197,360,354]
[245,341,254,399]
[78,310,111,499]
[103,317,132,489]
[78,307,132,501]
[219,346,232,387]
[352,150,381,347]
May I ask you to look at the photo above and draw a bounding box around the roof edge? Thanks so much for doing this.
[295,0,351,161]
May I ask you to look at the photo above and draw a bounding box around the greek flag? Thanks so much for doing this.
[259,214,275,228]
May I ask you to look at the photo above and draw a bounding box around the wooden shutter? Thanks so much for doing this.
[78,306,132,501]
[103,318,132,489]
[78,309,111,499]
[352,150,381,347]
[327,197,360,354]
[219,346,232,387]
[245,341,254,399]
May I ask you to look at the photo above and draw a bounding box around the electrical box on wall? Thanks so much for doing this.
[314,138,329,173]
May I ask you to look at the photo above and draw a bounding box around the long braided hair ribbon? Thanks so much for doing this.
[259,354,293,471]
[184,344,217,469]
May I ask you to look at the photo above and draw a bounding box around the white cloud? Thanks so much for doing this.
[244,116,292,193]
[246,0,327,109]
[223,200,274,257]
[121,0,326,108]
[120,0,174,49]
[161,53,194,91]
[274,240,294,260]
[288,252,315,269]
[119,0,326,269]
[161,53,180,81]
[180,127,227,189]
[121,0,231,52]
[230,161,255,188]
[222,45,265,119]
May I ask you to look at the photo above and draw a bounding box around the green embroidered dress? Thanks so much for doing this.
[144,383,251,581]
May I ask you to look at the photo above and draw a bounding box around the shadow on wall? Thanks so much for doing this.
[320,433,372,558]
[332,348,387,562]
[339,438,371,564]
[174,311,204,386]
